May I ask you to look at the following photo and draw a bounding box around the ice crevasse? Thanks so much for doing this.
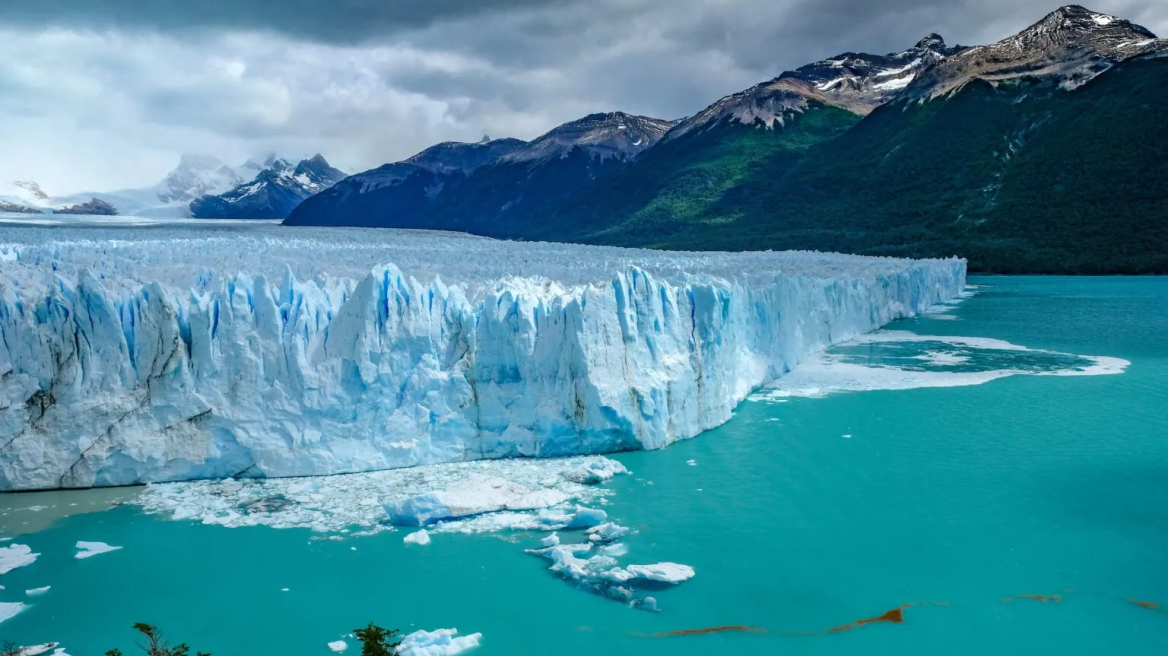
[0,226,965,490]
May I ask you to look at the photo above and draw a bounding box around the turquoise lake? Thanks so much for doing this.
[1,276,1166,654]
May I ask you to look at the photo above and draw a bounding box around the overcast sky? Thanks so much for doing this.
[1,0,1164,193]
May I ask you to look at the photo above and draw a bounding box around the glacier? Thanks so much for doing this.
[0,223,965,491]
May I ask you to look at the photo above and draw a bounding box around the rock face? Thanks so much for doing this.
[903,5,1166,99]
[55,198,118,215]
[0,224,964,490]
[663,34,964,141]
[498,113,675,162]
[0,202,43,214]
[190,155,346,219]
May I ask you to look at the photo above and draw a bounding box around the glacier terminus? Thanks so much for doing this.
[0,224,964,491]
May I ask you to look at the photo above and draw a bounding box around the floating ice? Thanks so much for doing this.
[756,331,1129,399]
[403,530,431,546]
[74,541,122,559]
[0,601,24,624]
[137,455,625,536]
[24,586,50,596]
[0,544,38,574]
[385,475,570,527]
[526,541,694,610]
[0,224,964,490]
[398,628,482,656]
[327,640,347,652]
[587,522,630,542]
[15,644,57,656]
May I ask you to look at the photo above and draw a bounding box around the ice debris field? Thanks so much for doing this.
[0,223,965,491]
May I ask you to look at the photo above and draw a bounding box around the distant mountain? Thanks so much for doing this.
[284,137,525,228]
[285,113,675,235]
[190,154,346,219]
[55,198,118,216]
[156,154,243,204]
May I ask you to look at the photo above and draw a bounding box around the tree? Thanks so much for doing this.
[105,624,209,656]
[1,641,22,656]
[354,623,402,656]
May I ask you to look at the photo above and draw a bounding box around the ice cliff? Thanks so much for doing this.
[0,224,965,490]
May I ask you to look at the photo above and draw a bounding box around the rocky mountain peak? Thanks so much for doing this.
[901,4,1164,100]
[501,112,676,163]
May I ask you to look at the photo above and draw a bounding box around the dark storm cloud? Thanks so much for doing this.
[2,0,1165,192]
[0,0,581,42]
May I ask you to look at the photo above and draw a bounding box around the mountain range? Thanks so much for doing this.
[2,153,346,219]
[286,5,1168,274]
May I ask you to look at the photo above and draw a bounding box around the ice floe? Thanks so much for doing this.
[74,541,122,559]
[327,640,347,652]
[398,628,482,656]
[403,530,431,546]
[15,645,58,656]
[0,544,38,574]
[24,586,50,596]
[137,455,626,536]
[525,541,694,610]
[0,601,24,624]
[756,331,1129,399]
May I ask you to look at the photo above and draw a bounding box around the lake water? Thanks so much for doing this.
[1,276,1165,655]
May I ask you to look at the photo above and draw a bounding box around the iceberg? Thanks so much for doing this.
[74,541,122,559]
[0,224,965,490]
[0,601,24,624]
[0,544,38,575]
[403,530,431,546]
[398,628,482,656]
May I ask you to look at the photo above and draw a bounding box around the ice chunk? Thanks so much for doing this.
[587,522,630,542]
[138,455,625,536]
[385,475,570,526]
[15,644,57,656]
[25,586,51,596]
[563,506,607,529]
[327,640,347,652]
[622,563,695,583]
[0,224,965,491]
[540,532,560,547]
[398,628,482,656]
[0,602,25,624]
[560,459,629,484]
[0,544,39,574]
[74,541,122,559]
[403,530,431,546]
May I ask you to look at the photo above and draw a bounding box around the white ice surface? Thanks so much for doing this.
[327,640,347,652]
[74,541,122,559]
[0,544,38,575]
[138,455,627,536]
[0,223,964,490]
[24,586,50,596]
[403,530,431,545]
[756,330,1128,399]
[15,644,57,656]
[0,601,24,624]
[398,628,482,656]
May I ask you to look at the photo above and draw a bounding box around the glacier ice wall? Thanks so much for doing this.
[0,224,965,490]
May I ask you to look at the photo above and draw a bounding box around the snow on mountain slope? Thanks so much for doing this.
[665,34,964,141]
[0,224,964,491]
[902,5,1168,99]
[156,154,243,204]
[190,155,346,219]
[500,113,675,163]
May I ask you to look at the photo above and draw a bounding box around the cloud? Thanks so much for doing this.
[0,0,1164,193]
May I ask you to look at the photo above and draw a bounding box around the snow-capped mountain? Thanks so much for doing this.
[902,5,1167,99]
[190,154,346,219]
[156,154,243,204]
[664,34,964,141]
[500,112,676,163]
